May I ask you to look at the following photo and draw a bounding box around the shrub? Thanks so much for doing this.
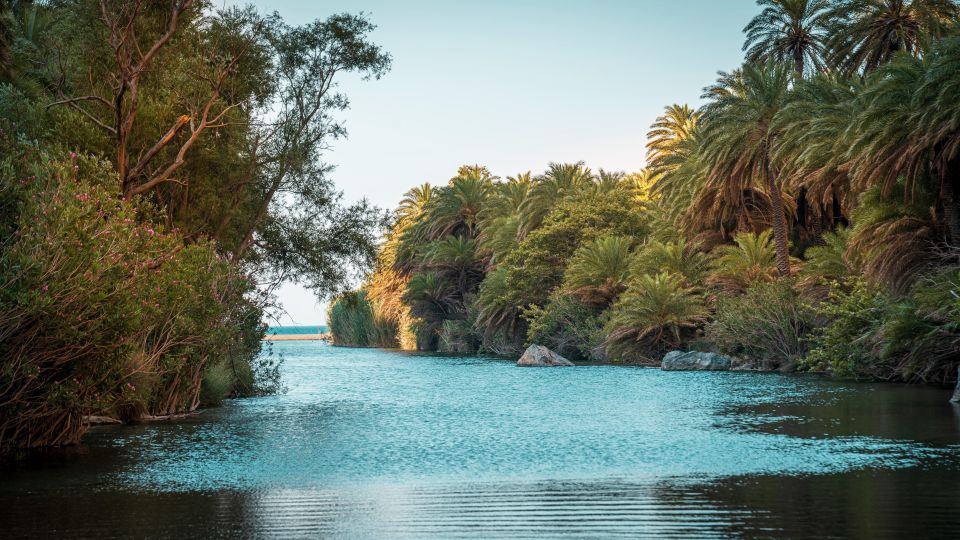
[604,272,708,363]
[524,293,608,361]
[806,268,960,382]
[707,280,820,370]
[803,279,895,378]
[328,289,399,348]
[0,152,266,454]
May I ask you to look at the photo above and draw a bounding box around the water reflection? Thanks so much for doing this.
[4,472,960,538]
[2,343,959,538]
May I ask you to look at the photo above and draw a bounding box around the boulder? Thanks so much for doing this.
[517,344,574,367]
[952,366,960,404]
[661,350,732,371]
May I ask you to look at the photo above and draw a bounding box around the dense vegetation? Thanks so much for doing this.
[0,1,389,455]
[331,0,960,386]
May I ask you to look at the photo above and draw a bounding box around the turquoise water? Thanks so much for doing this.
[267,325,328,335]
[3,343,960,538]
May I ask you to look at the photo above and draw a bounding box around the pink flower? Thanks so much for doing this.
[41,284,49,292]
[70,152,77,160]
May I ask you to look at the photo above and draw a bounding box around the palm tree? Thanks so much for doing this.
[743,0,831,78]
[826,0,959,76]
[710,230,781,292]
[402,272,460,325]
[847,184,940,292]
[631,238,710,286]
[773,74,860,218]
[423,169,493,240]
[423,236,483,293]
[699,62,794,276]
[844,34,960,245]
[800,227,859,289]
[604,272,709,360]
[562,236,635,306]
[396,183,432,229]
[646,104,700,177]
[477,173,531,265]
[590,169,627,195]
[474,267,524,345]
[519,161,595,234]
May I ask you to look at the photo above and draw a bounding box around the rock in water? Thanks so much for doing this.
[517,344,574,367]
[661,350,732,371]
[952,366,960,404]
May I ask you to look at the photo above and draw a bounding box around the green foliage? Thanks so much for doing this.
[825,0,958,75]
[0,152,266,453]
[631,238,709,286]
[710,230,780,292]
[562,235,635,307]
[806,268,960,381]
[328,290,398,348]
[480,188,649,346]
[524,294,609,361]
[604,273,709,363]
[799,227,858,294]
[707,280,820,368]
[804,279,895,377]
[743,0,831,77]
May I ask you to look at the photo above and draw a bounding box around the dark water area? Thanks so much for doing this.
[3,343,960,538]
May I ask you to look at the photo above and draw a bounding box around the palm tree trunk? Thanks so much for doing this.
[765,160,791,277]
[811,205,825,245]
[941,167,960,246]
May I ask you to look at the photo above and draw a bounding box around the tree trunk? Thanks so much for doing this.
[942,156,960,246]
[811,206,825,245]
[765,160,791,277]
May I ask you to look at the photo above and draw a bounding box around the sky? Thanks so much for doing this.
[239,0,760,326]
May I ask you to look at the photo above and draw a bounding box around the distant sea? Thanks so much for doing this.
[267,325,328,335]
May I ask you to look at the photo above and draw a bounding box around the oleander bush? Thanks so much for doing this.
[0,153,266,453]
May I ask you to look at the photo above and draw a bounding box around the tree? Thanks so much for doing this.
[699,62,795,276]
[825,0,959,75]
[422,167,494,241]
[477,173,531,266]
[519,161,595,235]
[844,34,960,247]
[562,235,635,307]
[631,238,710,287]
[773,74,860,223]
[646,104,700,178]
[44,3,391,300]
[710,230,781,292]
[743,0,831,78]
[604,273,708,361]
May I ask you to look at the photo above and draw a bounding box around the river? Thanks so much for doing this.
[3,342,960,538]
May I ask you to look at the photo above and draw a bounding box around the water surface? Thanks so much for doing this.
[3,343,959,538]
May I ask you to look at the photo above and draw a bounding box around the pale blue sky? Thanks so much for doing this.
[245,0,761,325]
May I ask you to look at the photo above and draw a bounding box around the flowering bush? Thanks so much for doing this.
[0,152,267,454]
